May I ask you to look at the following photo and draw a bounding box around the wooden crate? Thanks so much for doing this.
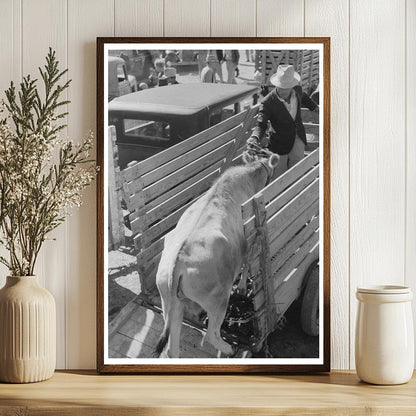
[241,149,320,348]
[255,50,320,93]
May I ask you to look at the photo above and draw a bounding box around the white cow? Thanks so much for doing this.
[155,148,279,358]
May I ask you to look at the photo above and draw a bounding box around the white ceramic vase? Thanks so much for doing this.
[0,276,56,383]
[355,285,414,385]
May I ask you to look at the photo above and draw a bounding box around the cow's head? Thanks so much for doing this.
[242,145,279,186]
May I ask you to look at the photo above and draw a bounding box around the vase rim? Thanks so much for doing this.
[357,285,411,294]
[7,275,38,279]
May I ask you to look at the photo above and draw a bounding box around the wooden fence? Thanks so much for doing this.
[108,126,125,250]
[241,148,320,346]
[108,106,320,254]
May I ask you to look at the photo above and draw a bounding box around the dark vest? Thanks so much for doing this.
[265,86,307,155]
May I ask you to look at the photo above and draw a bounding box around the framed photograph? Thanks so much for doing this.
[97,37,330,373]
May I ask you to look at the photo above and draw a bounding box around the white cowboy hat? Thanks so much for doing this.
[270,65,300,88]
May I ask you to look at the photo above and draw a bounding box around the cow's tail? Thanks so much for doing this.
[154,259,183,357]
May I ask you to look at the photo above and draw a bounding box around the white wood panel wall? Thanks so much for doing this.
[305,0,350,370]
[66,0,114,370]
[349,0,407,368]
[0,0,414,370]
[407,0,416,369]
[22,0,68,368]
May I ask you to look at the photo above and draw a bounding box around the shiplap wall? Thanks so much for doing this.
[0,0,414,370]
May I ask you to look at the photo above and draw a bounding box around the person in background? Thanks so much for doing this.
[195,50,208,78]
[224,50,235,84]
[200,55,217,83]
[224,50,240,83]
[151,58,167,87]
[250,70,263,105]
[246,64,318,177]
[154,58,165,77]
[165,67,179,85]
[245,50,254,62]
[148,67,159,88]
[208,50,224,83]
[165,50,180,67]
[233,50,240,78]
[137,50,153,75]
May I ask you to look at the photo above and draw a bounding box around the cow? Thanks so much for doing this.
[155,146,279,358]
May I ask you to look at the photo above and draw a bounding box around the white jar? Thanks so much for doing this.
[355,285,414,385]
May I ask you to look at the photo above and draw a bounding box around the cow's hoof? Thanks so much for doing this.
[159,350,170,358]
[234,349,252,358]
[228,346,242,358]
[217,344,235,358]
[224,345,235,357]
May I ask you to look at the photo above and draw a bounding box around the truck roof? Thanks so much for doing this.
[108,56,125,65]
[108,83,258,119]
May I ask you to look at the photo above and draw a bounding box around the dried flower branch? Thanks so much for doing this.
[0,48,96,276]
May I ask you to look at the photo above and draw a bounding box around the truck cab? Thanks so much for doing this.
[108,83,258,168]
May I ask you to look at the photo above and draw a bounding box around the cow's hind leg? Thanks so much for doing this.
[202,298,234,356]
[165,298,184,358]
[157,277,185,358]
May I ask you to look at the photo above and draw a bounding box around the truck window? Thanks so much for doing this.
[210,97,251,127]
[123,119,171,142]
[221,97,252,121]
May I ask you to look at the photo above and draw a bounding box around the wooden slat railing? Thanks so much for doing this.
[242,148,320,347]
[119,108,259,295]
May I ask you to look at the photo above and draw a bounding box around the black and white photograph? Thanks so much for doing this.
[98,39,330,373]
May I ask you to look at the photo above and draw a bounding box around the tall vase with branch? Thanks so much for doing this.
[0,48,96,383]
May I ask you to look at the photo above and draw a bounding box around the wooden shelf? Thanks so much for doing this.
[0,370,415,415]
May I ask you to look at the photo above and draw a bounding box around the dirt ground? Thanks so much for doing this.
[108,247,140,321]
[175,55,257,85]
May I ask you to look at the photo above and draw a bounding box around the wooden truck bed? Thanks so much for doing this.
[108,107,320,358]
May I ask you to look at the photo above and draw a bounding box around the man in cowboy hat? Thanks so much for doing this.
[247,64,318,177]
